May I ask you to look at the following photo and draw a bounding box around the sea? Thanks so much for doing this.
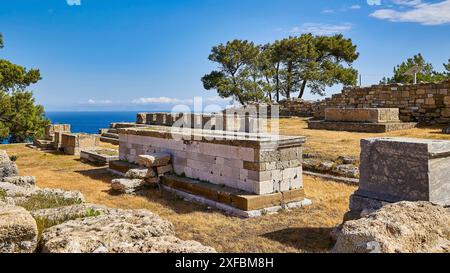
[1,111,146,144]
[45,111,140,134]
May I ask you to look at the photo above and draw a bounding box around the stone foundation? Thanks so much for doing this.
[317,80,450,124]
[308,120,417,133]
[137,113,268,134]
[349,137,450,215]
[324,108,400,123]
[33,124,71,150]
[80,149,119,165]
[44,124,71,141]
[118,126,306,196]
[308,108,417,133]
[161,175,311,218]
[60,133,100,155]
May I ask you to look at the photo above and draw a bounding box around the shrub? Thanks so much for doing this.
[15,193,83,211]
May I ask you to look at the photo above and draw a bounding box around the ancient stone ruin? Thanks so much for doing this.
[0,149,215,253]
[60,133,100,156]
[315,80,450,124]
[349,137,450,216]
[99,122,147,145]
[308,108,417,133]
[109,124,310,217]
[33,124,71,150]
[80,149,119,165]
[137,112,269,134]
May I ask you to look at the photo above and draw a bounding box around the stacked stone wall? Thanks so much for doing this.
[278,80,450,124]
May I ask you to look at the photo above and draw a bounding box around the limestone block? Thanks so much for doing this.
[156,165,173,176]
[325,108,400,123]
[137,153,171,167]
[355,137,450,207]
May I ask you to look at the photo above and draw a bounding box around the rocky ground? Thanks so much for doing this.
[0,149,215,253]
[332,202,450,253]
[2,118,450,253]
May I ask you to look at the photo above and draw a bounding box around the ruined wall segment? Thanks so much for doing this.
[118,126,306,195]
[316,80,450,124]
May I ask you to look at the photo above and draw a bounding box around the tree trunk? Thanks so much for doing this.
[286,61,293,100]
[275,63,280,102]
[298,80,307,98]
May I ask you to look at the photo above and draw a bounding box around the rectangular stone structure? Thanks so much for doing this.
[44,124,71,141]
[137,113,268,134]
[118,126,306,195]
[80,149,119,165]
[60,133,100,155]
[325,108,400,123]
[351,137,450,212]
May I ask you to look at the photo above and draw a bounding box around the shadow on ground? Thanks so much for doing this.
[75,167,217,215]
[262,227,335,252]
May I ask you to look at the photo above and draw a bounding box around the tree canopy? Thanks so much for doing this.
[0,33,49,143]
[202,34,359,105]
[444,59,450,77]
[381,53,449,84]
[201,40,268,105]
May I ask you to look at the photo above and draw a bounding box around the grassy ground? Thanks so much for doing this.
[278,118,450,160]
[2,119,448,252]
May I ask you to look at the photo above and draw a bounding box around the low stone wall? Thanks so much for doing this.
[278,99,323,117]
[325,108,400,123]
[44,124,71,141]
[318,80,450,124]
[60,133,100,155]
[118,126,306,195]
[136,113,268,134]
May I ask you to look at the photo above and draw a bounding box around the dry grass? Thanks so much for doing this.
[278,118,450,160]
[2,143,354,253]
[2,121,447,252]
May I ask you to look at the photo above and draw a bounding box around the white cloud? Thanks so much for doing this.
[367,0,382,5]
[66,0,81,6]
[131,96,233,105]
[87,99,112,105]
[349,5,362,9]
[290,23,353,35]
[321,9,335,14]
[391,0,422,6]
[370,0,450,25]
[132,97,190,105]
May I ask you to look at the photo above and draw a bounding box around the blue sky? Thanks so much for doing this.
[0,0,449,111]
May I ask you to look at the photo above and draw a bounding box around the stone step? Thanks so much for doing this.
[109,160,140,175]
[102,132,119,139]
[161,174,306,211]
[107,128,118,134]
[100,136,119,145]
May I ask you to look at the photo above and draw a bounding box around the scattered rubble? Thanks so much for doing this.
[0,205,38,253]
[0,149,215,254]
[40,209,216,253]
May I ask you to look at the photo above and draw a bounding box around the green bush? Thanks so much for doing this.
[16,193,82,211]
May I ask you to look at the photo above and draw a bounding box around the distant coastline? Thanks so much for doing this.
[44,111,142,134]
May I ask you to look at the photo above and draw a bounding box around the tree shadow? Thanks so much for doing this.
[75,167,117,184]
[74,168,218,215]
[262,227,335,252]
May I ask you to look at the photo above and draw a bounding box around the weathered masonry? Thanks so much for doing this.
[308,108,416,133]
[117,126,310,217]
[349,137,450,215]
[136,112,269,134]
[315,80,450,124]
[60,133,100,155]
[33,124,71,150]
